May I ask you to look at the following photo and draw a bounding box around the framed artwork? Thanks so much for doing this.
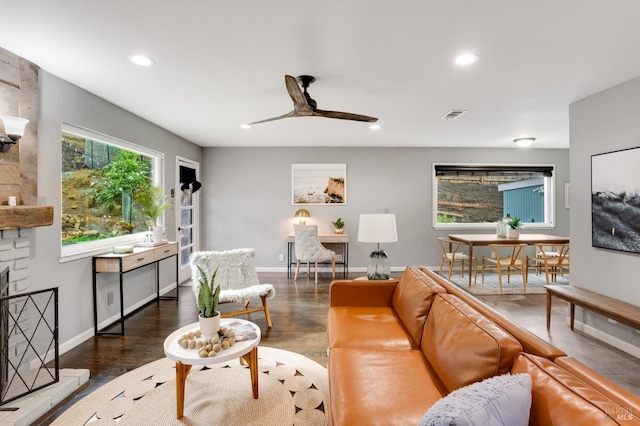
[591,147,640,254]
[292,163,346,205]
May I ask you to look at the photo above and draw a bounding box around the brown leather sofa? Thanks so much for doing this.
[327,266,640,425]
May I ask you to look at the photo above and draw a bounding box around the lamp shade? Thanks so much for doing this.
[358,214,398,243]
[294,208,311,224]
[0,116,29,139]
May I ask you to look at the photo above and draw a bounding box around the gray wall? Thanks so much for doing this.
[201,147,570,271]
[33,71,202,351]
[570,75,640,351]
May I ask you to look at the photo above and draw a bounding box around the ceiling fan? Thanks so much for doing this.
[248,75,378,125]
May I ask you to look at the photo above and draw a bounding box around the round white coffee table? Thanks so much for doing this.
[164,318,262,419]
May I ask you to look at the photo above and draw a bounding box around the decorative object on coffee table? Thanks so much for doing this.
[195,265,221,336]
[358,213,398,280]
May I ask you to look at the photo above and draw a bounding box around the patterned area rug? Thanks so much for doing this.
[52,346,328,426]
[440,269,569,295]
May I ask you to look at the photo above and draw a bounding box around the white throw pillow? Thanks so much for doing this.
[419,373,532,426]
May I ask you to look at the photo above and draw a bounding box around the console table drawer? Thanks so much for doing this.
[122,252,156,272]
[155,244,178,261]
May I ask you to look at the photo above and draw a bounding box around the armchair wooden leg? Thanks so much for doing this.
[314,261,318,283]
[261,295,273,328]
[294,260,301,281]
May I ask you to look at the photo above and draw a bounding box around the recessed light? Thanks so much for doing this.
[128,55,155,67]
[369,124,380,130]
[455,53,478,66]
[240,124,251,129]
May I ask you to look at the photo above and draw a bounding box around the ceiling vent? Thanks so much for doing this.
[441,109,467,120]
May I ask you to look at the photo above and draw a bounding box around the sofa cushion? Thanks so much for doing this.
[391,266,446,346]
[421,294,523,393]
[512,353,640,425]
[327,306,415,349]
[419,373,532,426]
[329,348,446,425]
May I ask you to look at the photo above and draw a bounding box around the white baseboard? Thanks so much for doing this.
[571,318,640,359]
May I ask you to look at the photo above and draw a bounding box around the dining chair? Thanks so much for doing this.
[526,243,570,284]
[437,237,477,285]
[481,244,528,291]
[293,224,336,283]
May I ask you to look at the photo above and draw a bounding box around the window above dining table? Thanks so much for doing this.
[432,163,555,230]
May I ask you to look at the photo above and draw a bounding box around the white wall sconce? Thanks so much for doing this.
[513,137,535,148]
[0,116,30,153]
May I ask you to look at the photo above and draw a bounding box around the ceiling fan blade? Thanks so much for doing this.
[285,75,311,112]
[314,109,378,123]
[248,110,300,125]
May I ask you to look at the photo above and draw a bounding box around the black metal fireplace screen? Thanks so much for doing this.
[0,274,59,406]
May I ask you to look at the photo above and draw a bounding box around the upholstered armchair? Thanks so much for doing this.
[190,248,274,328]
[293,224,336,283]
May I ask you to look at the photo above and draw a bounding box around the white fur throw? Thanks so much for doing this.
[190,248,275,303]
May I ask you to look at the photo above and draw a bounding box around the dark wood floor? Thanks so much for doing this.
[35,271,640,424]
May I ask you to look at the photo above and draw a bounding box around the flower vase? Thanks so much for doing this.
[509,229,520,239]
[334,228,344,234]
[199,312,221,336]
[152,225,164,243]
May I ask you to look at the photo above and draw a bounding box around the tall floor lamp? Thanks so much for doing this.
[358,214,398,280]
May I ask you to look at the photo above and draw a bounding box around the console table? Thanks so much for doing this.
[92,242,178,336]
[287,233,349,279]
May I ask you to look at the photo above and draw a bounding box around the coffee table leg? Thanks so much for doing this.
[242,347,259,399]
[175,361,192,419]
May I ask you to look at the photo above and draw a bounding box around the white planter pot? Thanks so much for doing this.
[152,225,164,242]
[509,228,520,239]
[199,312,221,336]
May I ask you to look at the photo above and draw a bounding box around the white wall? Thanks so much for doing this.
[570,75,640,352]
[201,147,570,270]
[33,71,202,352]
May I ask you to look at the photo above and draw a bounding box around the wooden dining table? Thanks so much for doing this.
[447,233,570,286]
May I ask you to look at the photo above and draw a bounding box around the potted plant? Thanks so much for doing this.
[332,217,345,234]
[508,217,522,239]
[134,185,172,242]
[196,265,221,335]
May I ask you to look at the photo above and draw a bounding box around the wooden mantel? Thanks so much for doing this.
[0,206,54,230]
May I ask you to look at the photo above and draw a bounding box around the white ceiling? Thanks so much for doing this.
[3,1,640,149]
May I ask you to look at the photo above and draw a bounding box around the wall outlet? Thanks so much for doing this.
[279,254,285,262]
[107,292,114,305]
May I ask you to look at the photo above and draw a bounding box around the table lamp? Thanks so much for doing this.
[294,209,310,225]
[358,213,398,280]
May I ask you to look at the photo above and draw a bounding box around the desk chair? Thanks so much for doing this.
[527,243,570,284]
[293,224,336,283]
[482,244,527,291]
[190,248,274,328]
[437,237,477,285]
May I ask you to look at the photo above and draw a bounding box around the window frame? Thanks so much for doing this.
[60,123,165,262]
[432,162,556,230]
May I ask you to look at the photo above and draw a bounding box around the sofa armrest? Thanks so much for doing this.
[329,279,399,307]
[554,356,640,415]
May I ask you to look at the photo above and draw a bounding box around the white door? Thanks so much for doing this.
[176,157,200,283]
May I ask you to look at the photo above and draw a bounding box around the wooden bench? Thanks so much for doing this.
[545,284,640,332]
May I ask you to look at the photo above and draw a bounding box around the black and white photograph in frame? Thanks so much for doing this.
[591,146,640,254]
[292,163,346,205]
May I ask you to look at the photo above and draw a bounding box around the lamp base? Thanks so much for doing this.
[367,250,390,280]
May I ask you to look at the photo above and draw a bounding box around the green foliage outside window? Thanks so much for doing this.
[95,150,151,219]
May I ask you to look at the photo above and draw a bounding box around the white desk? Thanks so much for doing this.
[287,233,349,279]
